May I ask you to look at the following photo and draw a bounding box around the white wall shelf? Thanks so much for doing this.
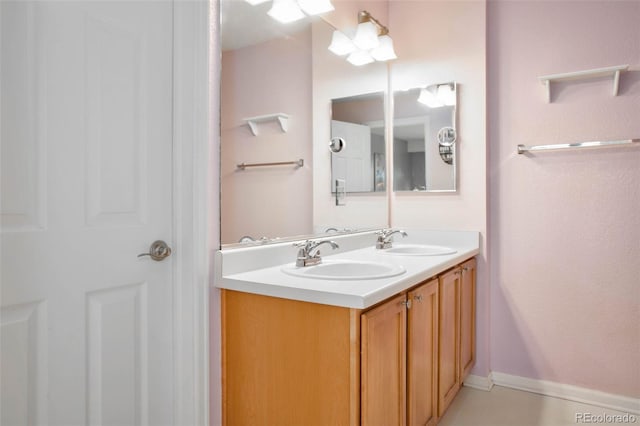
[538,64,629,103]
[243,113,291,136]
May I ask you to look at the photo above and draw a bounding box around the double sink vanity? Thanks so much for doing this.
[216,229,479,425]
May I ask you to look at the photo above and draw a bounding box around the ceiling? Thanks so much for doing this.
[221,0,313,51]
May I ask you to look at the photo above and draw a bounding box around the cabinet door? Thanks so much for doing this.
[407,279,439,426]
[361,293,407,426]
[459,258,477,381]
[438,268,461,417]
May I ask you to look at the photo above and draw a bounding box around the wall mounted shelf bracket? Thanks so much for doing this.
[538,64,629,103]
[243,113,291,136]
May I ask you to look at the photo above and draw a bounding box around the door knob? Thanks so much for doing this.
[138,240,172,261]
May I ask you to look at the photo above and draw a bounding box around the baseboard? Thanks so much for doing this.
[463,373,494,391]
[491,372,640,415]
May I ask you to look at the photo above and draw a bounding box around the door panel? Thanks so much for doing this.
[1,1,175,424]
[408,280,439,426]
[361,294,407,426]
[438,268,461,417]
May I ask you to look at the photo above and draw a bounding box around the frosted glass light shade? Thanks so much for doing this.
[417,88,444,108]
[371,34,397,61]
[352,21,380,50]
[437,83,456,106]
[298,0,334,15]
[268,0,304,23]
[328,30,356,56]
[347,49,374,66]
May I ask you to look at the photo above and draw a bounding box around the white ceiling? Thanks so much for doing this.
[221,0,313,51]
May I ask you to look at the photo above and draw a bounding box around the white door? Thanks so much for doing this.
[330,120,373,192]
[1,1,178,424]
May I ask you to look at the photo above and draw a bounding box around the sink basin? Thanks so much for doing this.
[281,259,406,281]
[381,244,457,256]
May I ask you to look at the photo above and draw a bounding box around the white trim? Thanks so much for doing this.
[463,373,494,391]
[491,372,640,415]
[172,1,211,425]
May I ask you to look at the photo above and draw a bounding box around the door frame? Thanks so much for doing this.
[173,1,213,424]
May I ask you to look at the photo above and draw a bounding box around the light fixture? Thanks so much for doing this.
[352,21,379,50]
[297,0,334,15]
[328,30,356,56]
[437,83,456,106]
[246,0,334,23]
[371,34,397,61]
[267,0,305,23]
[327,10,397,66]
[346,49,375,66]
[417,87,444,108]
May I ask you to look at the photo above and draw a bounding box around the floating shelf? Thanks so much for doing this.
[538,64,629,103]
[517,138,639,155]
[243,113,291,136]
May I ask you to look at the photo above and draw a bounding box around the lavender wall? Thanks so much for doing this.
[488,0,640,397]
[220,31,313,244]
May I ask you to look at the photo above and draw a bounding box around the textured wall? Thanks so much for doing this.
[488,0,640,397]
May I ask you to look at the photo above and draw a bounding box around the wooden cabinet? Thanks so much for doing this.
[437,268,461,416]
[437,259,477,417]
[221,258,475,426]
[407,280,439,426]
[360,279,439,426]
[361,294,407,426]
[222,290,361,426]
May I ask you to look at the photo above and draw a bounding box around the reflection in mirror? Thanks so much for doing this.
[393,83,457,192]
[220,0,316,246]
[330,92,386,193]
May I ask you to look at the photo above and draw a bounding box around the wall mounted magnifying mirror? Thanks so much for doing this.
[330,91,386,193]
[393,82,457,192]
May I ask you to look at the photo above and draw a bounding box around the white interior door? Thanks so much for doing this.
[1,1,178,424]
[330,120,373,192]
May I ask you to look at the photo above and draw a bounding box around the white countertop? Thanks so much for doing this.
[214,229,480,309]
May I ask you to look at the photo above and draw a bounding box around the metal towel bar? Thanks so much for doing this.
[517,139,639,155]
[237,159,304,170]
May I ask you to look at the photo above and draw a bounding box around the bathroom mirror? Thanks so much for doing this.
[330,92,386,193]
[393,83,457,192]
[219,1,389,246]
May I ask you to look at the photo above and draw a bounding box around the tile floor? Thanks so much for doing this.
[438,385,638,426]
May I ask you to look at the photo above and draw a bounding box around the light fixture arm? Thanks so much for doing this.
[358,10,389,36]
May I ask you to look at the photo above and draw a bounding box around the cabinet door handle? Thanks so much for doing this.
[400,300,412,309]
[414,294,423,302]
[462,267,469,272]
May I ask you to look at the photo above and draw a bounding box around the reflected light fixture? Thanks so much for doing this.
[417,87,444,108]
[297,0,334,15]
[418,83,457,108]
[267,0,305,23]
[328,10,397,66]
[246,0,334,24]
[437,83,456,106]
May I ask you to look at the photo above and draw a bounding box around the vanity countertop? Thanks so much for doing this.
[214,229,479,309]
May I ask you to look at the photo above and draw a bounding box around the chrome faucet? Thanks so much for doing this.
[295,239,339,267]
[376,229,408,249]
